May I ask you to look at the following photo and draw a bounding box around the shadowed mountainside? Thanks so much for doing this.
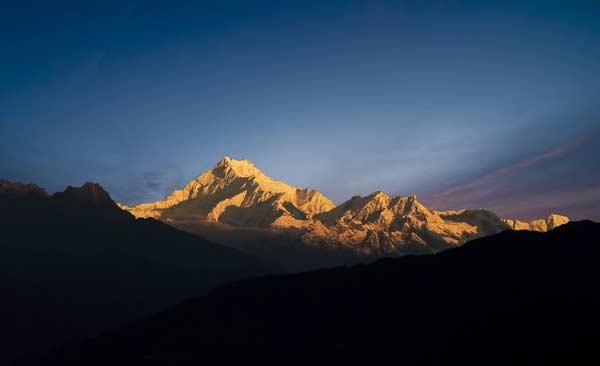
[0,179,277,363]
[32,220,600,365]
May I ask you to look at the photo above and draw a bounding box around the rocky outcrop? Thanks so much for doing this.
[503,214,570,232]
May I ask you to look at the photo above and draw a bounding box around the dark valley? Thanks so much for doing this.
[25,220,600,365]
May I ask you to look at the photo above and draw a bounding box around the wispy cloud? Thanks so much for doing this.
[108,164,186,205]
[430,131,597,202]
[487,184,600,220]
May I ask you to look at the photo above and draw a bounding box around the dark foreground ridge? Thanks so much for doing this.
[30,220,600,365]
[0,179,277,363]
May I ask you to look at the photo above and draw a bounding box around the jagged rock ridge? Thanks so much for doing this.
[302,192,509,256]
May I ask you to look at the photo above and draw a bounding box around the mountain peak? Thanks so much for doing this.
[314,191,431,229]
[217,155,246,167]
[547,213,570,229]
[120,157,336,226]
[214,156,263,178]
[369,191,390,199]
[45,182,134,221]
[55,182,116,207]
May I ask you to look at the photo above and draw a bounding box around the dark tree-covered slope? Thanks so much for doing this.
[33,220,600,365]
[0,179,277,363]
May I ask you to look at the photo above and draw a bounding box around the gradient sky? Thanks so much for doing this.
[1,0,599,221]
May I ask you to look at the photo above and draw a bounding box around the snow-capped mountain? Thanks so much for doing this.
[119,156,335,228]
[302,192,510,256]
[120,157,569,263]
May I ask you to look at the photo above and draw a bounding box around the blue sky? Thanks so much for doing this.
[1,0,599,220]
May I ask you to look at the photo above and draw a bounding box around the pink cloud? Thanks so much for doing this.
[429,131,596,205]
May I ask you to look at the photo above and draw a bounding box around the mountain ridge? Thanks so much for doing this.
[119,157,569,263]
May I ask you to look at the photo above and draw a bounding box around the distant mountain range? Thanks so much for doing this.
[120,157,569,269]
[29,220,600,365]
[0,179,276,363]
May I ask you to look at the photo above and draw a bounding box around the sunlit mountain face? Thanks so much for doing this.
[118,156,569,271]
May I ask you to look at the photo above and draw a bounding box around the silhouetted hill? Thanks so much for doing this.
[0,180,277,363]
[0,178,48,197]
[32,221,600,365]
